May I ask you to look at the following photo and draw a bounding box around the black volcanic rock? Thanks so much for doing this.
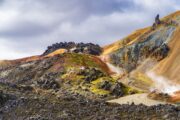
[0,90,179,120]
[0,91,10,106]
[152,14,162,30]
[155,14,161,25]
[151,43,170,61]
[111,82,125,96]
[36,73,60,90]
[78,67,105,83]
[42,42,102,56]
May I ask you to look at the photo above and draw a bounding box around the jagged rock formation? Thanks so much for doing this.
[42,42,102,56]
[152,14,161,30]
[0,91,11,106]
[155,14,161,25]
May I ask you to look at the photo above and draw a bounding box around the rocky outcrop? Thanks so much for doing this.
[150,43,169,60]
[148,91,170,102]
[36,73,60,90]
[110,25,175,72]
[77,67,105,82]
[111,82,125,96]
[152,14,161,30]
[155,14,161,25]
[98,81,112,90]
[0,91,10,106]
[42,42,102,56]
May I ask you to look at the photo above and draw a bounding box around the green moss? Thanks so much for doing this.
[62,53,101,70]
[92,77,115,84]
[122,85,142,94]
[90,77,140,96]
[90,86,110,96]
[58,55,140,97]
[91,77,106,84]
[90,77,113,96]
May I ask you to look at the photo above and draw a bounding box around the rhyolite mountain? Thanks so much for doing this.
[103,11,180,91]
[0,11,179,119]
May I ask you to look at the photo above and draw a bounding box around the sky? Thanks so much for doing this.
[0,0,179,59]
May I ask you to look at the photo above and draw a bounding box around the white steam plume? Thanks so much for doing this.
[146,71,180,95]
[106,62,123,74]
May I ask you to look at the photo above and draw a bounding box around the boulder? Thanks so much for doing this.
[111,82,124,96]
[78,67,105,82]
[36,73,60,90]
[98,81,112,90]
[0,91,10,106]
[151,43,169,60]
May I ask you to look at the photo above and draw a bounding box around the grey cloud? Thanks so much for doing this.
[0,0,179,59]
[0,21,55,38]
[0,0,131,39]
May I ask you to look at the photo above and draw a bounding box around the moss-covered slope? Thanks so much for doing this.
[0,53,139,100]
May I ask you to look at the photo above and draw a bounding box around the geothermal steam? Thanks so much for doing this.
[100,55,124,75]
[106,63,123,74]
[147,71,180,95]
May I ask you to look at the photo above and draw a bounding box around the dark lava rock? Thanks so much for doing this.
[42,42,102,56]
[98,81,112,90]
[75,42,102,55]
[0,91,10,106]
[155,14,161,25]
[148,91,171,102]
[36,73,60,90]
[78,67,105,82]
[111,82,124,96]
[152,14,162,30]
[17,85,34,91]
[151,43,169,61]
[0,88,179,120]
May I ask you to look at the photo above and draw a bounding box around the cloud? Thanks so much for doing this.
[0,0,179,59]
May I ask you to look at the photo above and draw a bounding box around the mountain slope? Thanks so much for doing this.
[0,11,180,119]
[102,11,180,93]
[103,27,150,55]
[153,27,180,84]
[0,52,140,100]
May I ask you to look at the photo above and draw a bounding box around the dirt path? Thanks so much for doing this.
[108,93,168,106]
